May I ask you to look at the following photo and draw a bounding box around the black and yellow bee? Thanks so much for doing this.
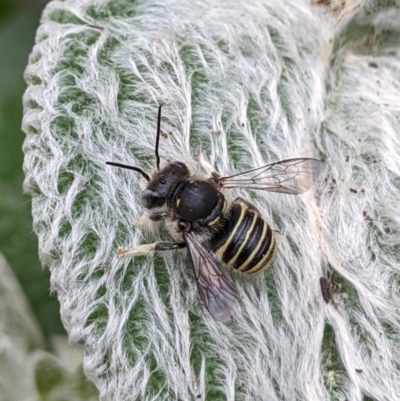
[107,106,325,322]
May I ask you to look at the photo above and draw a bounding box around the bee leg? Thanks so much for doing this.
[155,242,186,251]
[134,211,171,226]
[117,242,186,257]
[197,146,220,178]
[149,212,171,221]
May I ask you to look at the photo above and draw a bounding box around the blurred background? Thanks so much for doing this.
[0,4,99,399]
[0,0,65,344]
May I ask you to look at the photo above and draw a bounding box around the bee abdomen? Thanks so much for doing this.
[210,201,275,274]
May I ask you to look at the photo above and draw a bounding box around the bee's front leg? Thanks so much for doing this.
[134,211,171,226]
[148,211,171,221]
[117,242,186,257]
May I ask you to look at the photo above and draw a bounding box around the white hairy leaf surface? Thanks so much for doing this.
[22,0,400,400]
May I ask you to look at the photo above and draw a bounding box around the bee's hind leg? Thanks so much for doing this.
[197,146,220,178]
[117,242,186,257]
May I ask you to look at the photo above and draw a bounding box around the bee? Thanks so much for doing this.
[107,106,325,322]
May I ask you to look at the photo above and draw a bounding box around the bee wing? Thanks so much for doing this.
[218,158,325,195]
[183,232,238,322]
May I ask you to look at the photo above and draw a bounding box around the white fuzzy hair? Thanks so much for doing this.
[22,0,400,400]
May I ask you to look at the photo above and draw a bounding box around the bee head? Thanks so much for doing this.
[141,161,189,209]
[106,105,190,209]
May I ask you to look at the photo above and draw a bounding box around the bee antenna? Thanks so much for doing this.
[106,161,150,181]
[155,105,161,171]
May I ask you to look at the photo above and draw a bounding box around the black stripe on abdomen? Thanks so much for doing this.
[239,223,275,273]
[232,215,265,270]
[223,209,257,264]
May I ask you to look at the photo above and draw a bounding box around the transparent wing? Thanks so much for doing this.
[183,232,238,322]
[218,158,325,195]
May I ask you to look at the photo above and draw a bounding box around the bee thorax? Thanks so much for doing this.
[173,181,225,226]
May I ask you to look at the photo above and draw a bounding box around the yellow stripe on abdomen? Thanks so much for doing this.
[228,212,258,266]
[246,231,276,274]
[215,204,246,258]
[238,219,268,271]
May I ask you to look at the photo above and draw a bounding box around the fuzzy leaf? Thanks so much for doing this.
[22,0,400,400]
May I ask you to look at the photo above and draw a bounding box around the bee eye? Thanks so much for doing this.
[141,189,163,209]
[160,177,166,184]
